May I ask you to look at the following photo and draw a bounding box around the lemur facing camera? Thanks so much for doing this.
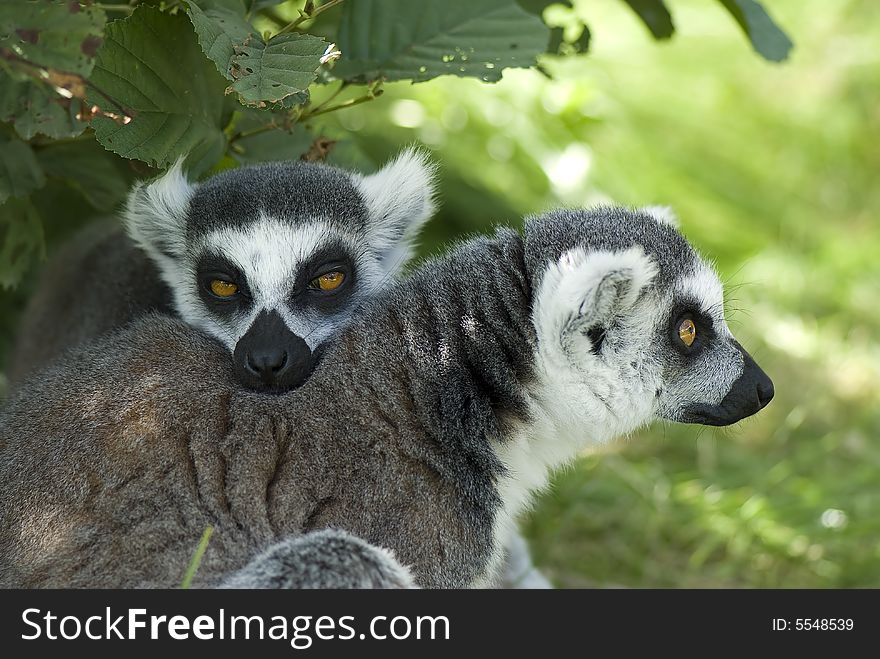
[7,148,436,392]
[0,206,774,589]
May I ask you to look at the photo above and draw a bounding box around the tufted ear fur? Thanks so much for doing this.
[640,205,679,227]
[355,147,438,274]
[534,246,658,365]
[123,158,195,261]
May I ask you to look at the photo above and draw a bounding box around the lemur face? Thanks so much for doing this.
[528,207,773,442]
[124,149,436,392]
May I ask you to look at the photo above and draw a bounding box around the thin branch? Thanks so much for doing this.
[230,79,381,146]
[299,81,383,120]
[300,92,377,119]
[232,121,281,142]
[277,0,345,35]
[306,80,350,115]
[97,3,135,12]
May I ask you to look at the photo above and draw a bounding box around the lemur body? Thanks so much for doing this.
[0,207,773,588]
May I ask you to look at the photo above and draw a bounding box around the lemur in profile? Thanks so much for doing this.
[0,206,773,588]
[7,149,437,392]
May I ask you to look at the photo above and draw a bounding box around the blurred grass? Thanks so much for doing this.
[316,0,880,587]
[2,0,878,587]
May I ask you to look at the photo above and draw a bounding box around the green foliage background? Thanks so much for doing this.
[2,0,878,587]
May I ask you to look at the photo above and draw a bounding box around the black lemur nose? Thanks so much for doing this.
[233,310,315,392]
[246,348,288,379]
[756,374,775,408]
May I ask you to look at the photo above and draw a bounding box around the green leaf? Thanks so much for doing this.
[87,6,229,175]
[0,0,100,140]
[0,138,45,204]
[516,0,573,16]
[335,0,550,83]
[186,1,254,76]
[229,33,327,106]
[0,71,87,140]
[231,126,314,164]
[186,1,326,107]
[35,140,132,211]
[718,0,793,62]
[0,0,105,75]
[620,0,674,40]
[0,196,45,289]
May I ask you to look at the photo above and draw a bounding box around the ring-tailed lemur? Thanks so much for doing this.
[0,206,773,588]
[3,147,544,588]
[7,149,437,392]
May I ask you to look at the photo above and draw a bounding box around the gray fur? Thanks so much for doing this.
[184,162,371,239]
[6,221,172,384]
[524,206,695,288]
[0,207,771,588]
[221,529,414,589]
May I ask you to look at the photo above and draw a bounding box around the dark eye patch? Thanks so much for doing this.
[196,252,253,316]
[667,300,716,356]
[290,241,357,312]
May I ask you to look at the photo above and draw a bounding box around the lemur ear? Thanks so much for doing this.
[532,247,657,365]
[123,158,195,260]
[535,246,658,363]
[564,247,658,327]
[640,205,679,227]
[356,147,438,273]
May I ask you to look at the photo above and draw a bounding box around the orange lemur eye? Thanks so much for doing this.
[311,271,345,292]
[210,279,239,298]
[678,318,697,347]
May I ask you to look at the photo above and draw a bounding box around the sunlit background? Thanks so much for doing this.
[2,0,878,586]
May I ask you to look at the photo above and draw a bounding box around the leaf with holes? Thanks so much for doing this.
[186,1,326,107]
[0,0,105,75]
[228,33,327,107]
[186,1,253,77]
[718,0,793,62]
[0,71,87,139]
[335,0,549,83]
[0,197,45,289]
[86,7,229,175]
[0,138,45,204]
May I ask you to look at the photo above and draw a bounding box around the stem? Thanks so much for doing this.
[300,89,380,119]
[277,0,345,35]
[230,79,380,146]
[180,526,214,589]
[97,3,135,12]
[233,122,280,142]
[307,80,349,114]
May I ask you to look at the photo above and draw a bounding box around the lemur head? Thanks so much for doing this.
[526,206,774,439]
[124,148,437,392]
